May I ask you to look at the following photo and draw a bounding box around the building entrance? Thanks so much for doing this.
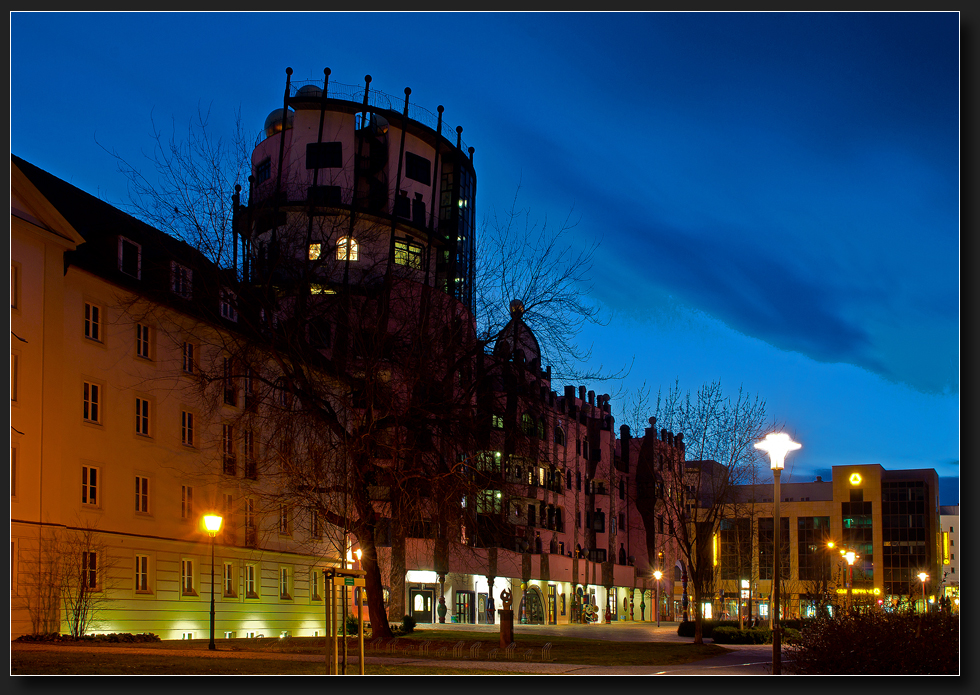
[409,588,434,623]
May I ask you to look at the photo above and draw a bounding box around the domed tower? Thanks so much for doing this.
[238,68,477,311]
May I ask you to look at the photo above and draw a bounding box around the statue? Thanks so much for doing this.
[500,588,513,610]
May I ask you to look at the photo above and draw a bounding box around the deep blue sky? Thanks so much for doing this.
[10,12,960,504]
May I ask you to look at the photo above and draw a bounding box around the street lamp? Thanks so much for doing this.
[203,514,223,651]
[653,570,663,628]
[755,432,801,676]
[917,572,929,614]
[842,550,857,612]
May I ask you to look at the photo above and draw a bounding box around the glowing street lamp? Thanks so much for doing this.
[755,432,801,676]
[203,514,223,651]
[842,550,858,611]
[653,570,663,628]
[918,572,929,614]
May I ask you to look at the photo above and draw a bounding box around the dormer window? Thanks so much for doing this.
[220,289,238,322]
[171,262,192,299]
[119,237,141,278]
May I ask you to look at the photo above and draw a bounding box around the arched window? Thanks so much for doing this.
[554,426,566,446]
[336,237,358,261]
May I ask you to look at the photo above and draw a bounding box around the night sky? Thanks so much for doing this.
[10,12,960,504]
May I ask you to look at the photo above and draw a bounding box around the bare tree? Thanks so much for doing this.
[641,380,771,644]
[103,99,607,641]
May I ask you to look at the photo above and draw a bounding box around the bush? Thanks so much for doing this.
[677,620,740,638]
[345,615,359,636]
[15,632,161,643]
[711,626,775,644]
[786,611,958,674]
[401,615,417,634]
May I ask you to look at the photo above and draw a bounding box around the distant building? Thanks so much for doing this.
[940,505,959,611]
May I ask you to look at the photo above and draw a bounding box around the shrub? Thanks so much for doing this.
[676,620,740,638]
[401,615,417,634]
[15,632,161,643]
[711,626,775,644]
[345,615,359,636]
[786,611,958,674]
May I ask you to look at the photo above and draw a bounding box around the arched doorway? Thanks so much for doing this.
[519,586,545,624]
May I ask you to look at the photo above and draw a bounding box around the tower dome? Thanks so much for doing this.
[263,108,294,139]
[295,84,323,100]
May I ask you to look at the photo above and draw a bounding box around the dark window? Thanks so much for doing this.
[306,142,342,169]
[256,159,271,184]
[395,194,411,219]
[119,238,140,278]
[307,185,342,206]
[404,152,431,185]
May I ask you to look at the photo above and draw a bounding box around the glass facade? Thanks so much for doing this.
[842,500,874,583]
[797,516,832,581]
[881,480,929,596]
[758,517,790,580]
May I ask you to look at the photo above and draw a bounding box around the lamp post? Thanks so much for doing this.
[843,550,857,611]
[917,572,929,614]
[203,514,223,651]
[653,570,663,628]
[755,432,801,676]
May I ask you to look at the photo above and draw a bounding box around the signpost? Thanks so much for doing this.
[324,567,366,675]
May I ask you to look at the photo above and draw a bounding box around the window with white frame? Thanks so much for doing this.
[181,558,195,595]
[310,508,320,539]
[223,561,236,597]
[118,237,142,278]
[135,397,151,436]
[243,429,257,479]
[336,236,358,261]
[82,551,99,590]
[310,568,321,600]
[278,504,290,536]
[135,554,150,592]
[245,563,258,597]
[84,302,103,342]
[83,381,101,424]
[181,410,195,447]
[279,566,291,599]
[136,323,151,359]
[135,475,149,513]
[182,342,196,374]
[220,289,238,322]
[171,262,193,299]
[82,465,99,506]
[222,424,236,475]
[181,485,194,520]
[223,357,237,406]
[244,498,256,546]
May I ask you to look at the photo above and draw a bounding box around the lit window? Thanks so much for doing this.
[336,237,358,261]
[84,302,102,342]
[136,323,151,359]
[492,414,504,429]
[82,382,101,423]
[82,465,99,506]
[309,243,322,260]
[394,239,423,270]
[171,262,193,299]
[135,397,150,436]
[181,410,195,447]
[135,476,149,513]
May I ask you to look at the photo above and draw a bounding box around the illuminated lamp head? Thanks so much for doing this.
[755,432,801,470]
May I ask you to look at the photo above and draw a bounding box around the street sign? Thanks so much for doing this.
[333,576,365,587]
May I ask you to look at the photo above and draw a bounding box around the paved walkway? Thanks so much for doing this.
[13,621,788,675]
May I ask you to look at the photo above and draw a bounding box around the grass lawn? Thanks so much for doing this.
[11,631,729,675]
